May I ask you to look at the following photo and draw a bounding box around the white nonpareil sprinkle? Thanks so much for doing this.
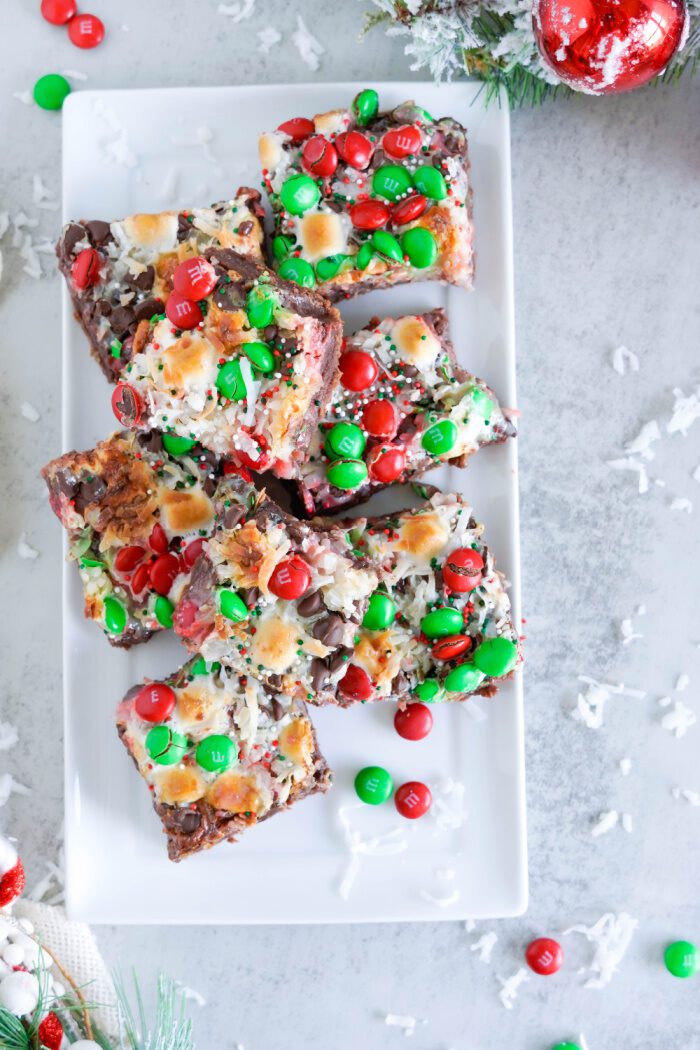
[0,774,31,807]
[497,968,529,1009]
[17,534,39,560]
[471,931,498,963]
[669,497,693,513]
[571,676,646,730]
[667,385,700,437]
[292,16,325,71]
[620,618,643,645]
[660,700,697,739]
[672,787,700,807]
[590,810,619,837]
[419,887,460,908]
[217,0,255,19]
[384,1013,426,1037]
[20,401,40,423]
[619,757,632,776]
[611,345,640,375]
[676,674,690,692]
[0,723,19,751]
[621,813,634,833]
[258,26,281,52]
[564,912,638,989]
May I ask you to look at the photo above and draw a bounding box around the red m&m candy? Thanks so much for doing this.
[268,555,311,600]
[383,125,422,158]
[166,291,203,330]
[149,523,169,554]
[149,552,181,596]
[114,545,146,573]
[362,399,398,438]
[395,780,432,818]
[134,682,176,723]
[339,349,379,392]
[335,130,373,170]
[67,12,105,48]
[390,194,427,226]
[41,0,77,25]
[339,664,373,702]
[348,200,390,231]
[394,703,433,741]
[302,136,338,179]
[443,548,484,592]
[431,634,472,661]
[130,562,151,596]
[111,382,142,428]
[173,256,217,300]
[525,937,564,976]
[277,117,315,142]
[182,538,205,568]
[71,247,101,290]
[367,444,406,484]
[236,431,270,471]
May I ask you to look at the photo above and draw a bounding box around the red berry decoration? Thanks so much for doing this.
[173,256,217,300]
[130,562,151,596]
[166,291,203,330]
[268,555,311,600]
[366,444,406,484]
[394,703,433,741]
[390,194,428,226]
[339,664,374,702]
[348,200,391,231]
[362,399,398,438]
[525,937,564,975]
[67,12,105,48]
[395,781,432,819]
[532,0,688,94]
[71,247,101,290]
[182,538,206,568]
[149,523,169,554]
[277,117,315,142]
[149,552,181,596]
[302,136,338,178]
[134,682,176,723]
[339,349,379,392]
[443,548,484,592]
[41,0,77,25]
[114,545,146,573]
[37,1013,64,1050]
[431,634,473,661]
[0,859,25,907]
[383,125,422,158]
[111,382,142,428]
[335,130,373,170]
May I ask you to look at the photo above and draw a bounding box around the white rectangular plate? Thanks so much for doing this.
[62,82,526,923]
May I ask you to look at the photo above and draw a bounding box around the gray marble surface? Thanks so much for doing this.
[1,1,699,1046]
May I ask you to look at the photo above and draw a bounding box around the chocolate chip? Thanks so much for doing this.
[137,430,164,455]
[110,305,135,335]
[328,646,353,674]
[96,299,112,317]
[85,220,112,245]
[74,474,107,513]
[133,297,164,323]
[325,199,343,214]
[237,220,253,235]
[270,696,284,720]
[215,281,245,312]
[54,471,79,499]
[297,590,324,618]
[178,811,201,834]
[240,587,260,608]
[310,658,330,691]
[177,214,193,241]
[223,505,245,530]
[127,265,155,292]
[312,614,345,647]
[266,674,283,689]
[262,325,278,343]
[61,223,87,256]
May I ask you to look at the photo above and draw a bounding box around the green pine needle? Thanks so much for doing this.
[0,1008,30,1050]
[114,972,195,1050]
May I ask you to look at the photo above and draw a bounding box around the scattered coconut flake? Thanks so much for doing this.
[61,69,88,80]
[27,858,64,905]
[337,804,408,900]
[497,968,529,1009]
[660,700,696,739]
[0,723,19,751]
[464,919,477,933]
[611,345,639,375]
[590,810,619,837]
[620,618,643,645]
[13,90,33,106]
[32,175,58,211]
[636,604,646,616]
[670,497,692,513]
[606,457,649,494]
[20,401,40,423]
[384,1013,426,1037]
[218,0,255,18]
[579,1034,591,1050]
[621,813,633,833]
[175,983,206,1007]
[619,757,632,776]
[17,534,39,560]
[564,912,638,989]
[93,98,138,168]
[671,787,700,807]
[471,931,498,963]
[572,676,646,730]
[258,26,281,52]
[0,774,31,807]
[675,674,690,692]
[419,887,460,908]
[625,419,660,460]
[693,465,700,484]
[0,212,9,240]
[667,385,700,437]
[430,777,467,831]
[658,695,672,708]
[292,15,324,70]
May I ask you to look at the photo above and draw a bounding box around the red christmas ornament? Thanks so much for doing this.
[38,1012,64,1050]
[532,0,688,94]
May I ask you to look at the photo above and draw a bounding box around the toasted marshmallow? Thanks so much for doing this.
[117,212,179,254]
[160,489,214,535]
[392,315,441,369]
[298,212,347,262]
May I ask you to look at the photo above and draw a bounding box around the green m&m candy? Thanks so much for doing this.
[412,165,447,201]
[355,242,374,270]
[33,73,71,111]
[551,1044,581,1050]
[372,164,413,202]
[362,592,396,631]
[413,678,443,703]
[664,940,700,978]
[103,595,127,635]
[371,230,403,263]
[196,734,238,773]
[280,173,321,216]
[218,589,249,623]
[154,595,174,629]
[216,358,247,401]
[272,235,294,261]
[190,656,221,676]
[324,422,366,461]
[444,662,485,694]
[421,418,458,456]
[352,88,379,126]
[401,226,438,269]
[246,286,276,329]
[470,387,493,419]
[162,433,196,456]
[242,341,275,374]
[473,637,518,677]
[316,254,352,281]
[80,556,104,568]
[354,765,393,805]
[145,725,188,766]
[420,606,463,639]
[326,458,368,491]
[278,257,316,288]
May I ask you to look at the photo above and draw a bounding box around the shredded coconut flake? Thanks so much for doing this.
[625,419,660,459]
[258,26,281,52]
[621,812,633,833]
[17,534,39,560]
[667,385,700,437]
[61,69,88,80]
[619,757,632,776]
[611,345,639,375]
[606,457,649,493]
[337,804,408,900]
[384,1013,426,1036]
[93,98,138,168]
[497,968,529,1009]
[0,723,19,751]
[564,912,638,989]
[620,618,643,645]
[672,787,700,807]
[572,676,645,730]
[32,175,58,211]
[218,0,255,18]
[471,931,498,963]
[660,700,697,738]
[670,497,693,513]
[292,15,325,70]
[590,810,619,837]
[693,465,700,484]
[20,401,40,423]
[0,774,31,807]
[675,674,690,692]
